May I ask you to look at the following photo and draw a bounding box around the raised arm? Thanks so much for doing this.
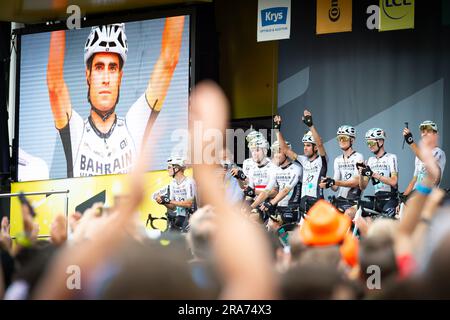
[274,115,298,161]
[190,81,279,299]
[395,135,441,258]
[146,16,185,112]
[47,31,72,129]
[303,109,326,157]
[403,128,421,159]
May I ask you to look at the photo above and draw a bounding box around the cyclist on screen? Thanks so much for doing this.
[47,17,185,177]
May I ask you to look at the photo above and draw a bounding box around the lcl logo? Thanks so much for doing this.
[382,0,413,20]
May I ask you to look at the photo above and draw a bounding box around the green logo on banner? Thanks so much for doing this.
[379,0,415,31]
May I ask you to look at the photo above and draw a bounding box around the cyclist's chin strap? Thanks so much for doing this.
[172,166,181,178]
[342,145,352,152]
[280,158,290,168]
[91,105,116,122]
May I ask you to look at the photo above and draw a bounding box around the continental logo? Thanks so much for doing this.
[382,0,413,20]
[316,0,351,35]
[329,0,341,22]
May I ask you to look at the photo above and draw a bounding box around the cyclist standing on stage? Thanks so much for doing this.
[155,156,196,231]
[357,128,398,218]
[254,140,302,224]
[319,125,363,215]
[245,137,278,211]
[402,120,446,197]
[275,110,328,215]
[230,129,264,189]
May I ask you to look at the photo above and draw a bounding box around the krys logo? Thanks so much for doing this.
[382,0,413,20]
[329,0,341,22]
[261,7,288,27]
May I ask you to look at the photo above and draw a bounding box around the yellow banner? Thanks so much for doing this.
[316,0,352,35]
[379,0,415,31]
[10,170,192,237]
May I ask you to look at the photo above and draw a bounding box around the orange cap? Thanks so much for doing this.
[299,200,351,246]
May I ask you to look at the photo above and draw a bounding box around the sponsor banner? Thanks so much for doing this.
[316,0,353,35]
[257,0,291,42]
[379,0,415,31]
[10,169,193,237]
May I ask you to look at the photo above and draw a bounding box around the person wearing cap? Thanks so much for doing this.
[274,111,328,217]
[319,125,364,215]
[155,156,197,232]
[47,17,185,178]
[402,121,446,197]
[358,128,398,218]
[299,200,358,268]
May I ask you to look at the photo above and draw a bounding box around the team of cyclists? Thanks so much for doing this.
[155,110,446,232]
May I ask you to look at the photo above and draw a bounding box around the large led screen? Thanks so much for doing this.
[17,15,190,182]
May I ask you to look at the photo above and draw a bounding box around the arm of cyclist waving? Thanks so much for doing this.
[275,116,298,161]
[47,31,72,129]
[403,127,421,160]
[146,16,184,112]
[304,109,326,157]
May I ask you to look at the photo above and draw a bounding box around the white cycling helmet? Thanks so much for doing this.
[302,131,316,144]
[419,120,438,132]
[248,137,269,150]
[167,156,186,168]
[337,125,356,138]
[246,130,264,144]
[84,23,128,67]
[365,128,386,140]
[270,140,291,153]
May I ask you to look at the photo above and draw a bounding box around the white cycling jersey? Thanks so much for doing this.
[413,147,446,188]
[297,154,328,198]
[169,176,196,217]
[333,151,364,200]
[60,93,151,178]
[366,152,398,194]
[265,162,302,207]
[242,158,257,177]
[248,159,278,192]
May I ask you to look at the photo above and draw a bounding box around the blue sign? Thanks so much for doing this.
[261,7,288,27]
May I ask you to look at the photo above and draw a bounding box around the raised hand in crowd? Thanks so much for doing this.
[395,133,443,263]
[0,217,12,255]
[50,214,67,246]
[190,81,279,300]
